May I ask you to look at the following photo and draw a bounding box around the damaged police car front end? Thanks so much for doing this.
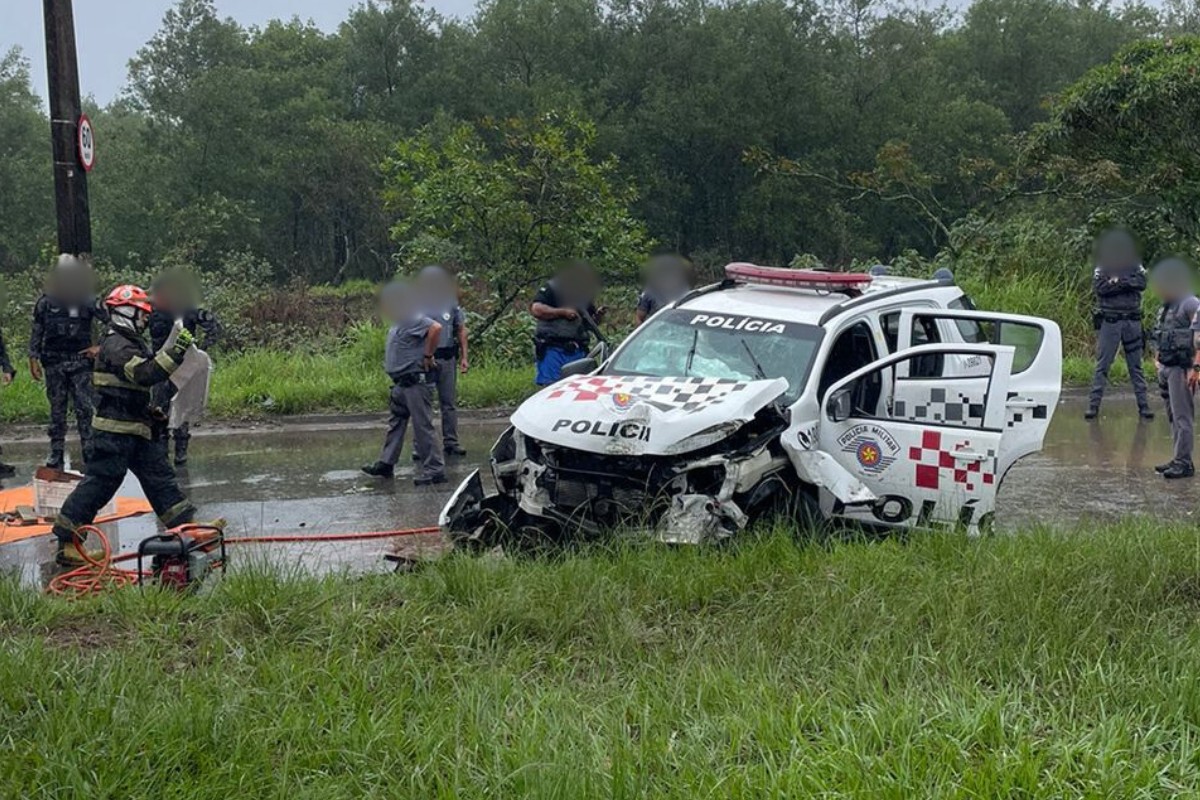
[441,308,824,547]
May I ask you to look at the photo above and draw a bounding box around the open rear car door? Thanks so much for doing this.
[898,309,1062,479]
[817,344,1016,534]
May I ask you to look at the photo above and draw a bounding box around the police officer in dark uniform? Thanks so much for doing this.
[636,254,693,326]
[29,255,106,469]
[531,261,605,386]
[1087,231,1152,420]
[1150,259,1200,480]
[362,281,447,485]
[50,285,200,566]
[148,273,221,466]
[0,324,18,478]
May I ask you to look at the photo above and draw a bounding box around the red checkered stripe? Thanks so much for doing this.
[546,376,750,410]
[908,430,995,493]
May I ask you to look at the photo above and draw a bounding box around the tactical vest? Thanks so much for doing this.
[535,315,589,344]
[40,299,94,359]
[1154,299,1196,368]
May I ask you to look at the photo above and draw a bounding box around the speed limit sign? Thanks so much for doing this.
[77,114,96,172]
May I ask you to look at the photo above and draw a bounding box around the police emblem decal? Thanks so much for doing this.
[857,441,882,469]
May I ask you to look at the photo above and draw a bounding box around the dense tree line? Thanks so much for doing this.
[0,0,1196,284]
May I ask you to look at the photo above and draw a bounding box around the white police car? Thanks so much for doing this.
[442,263,1062,545]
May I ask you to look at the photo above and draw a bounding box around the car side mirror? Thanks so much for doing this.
[826,388,853,423]
[560,357,598,378]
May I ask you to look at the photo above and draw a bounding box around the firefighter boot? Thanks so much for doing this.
[54,539,103,567]
[173,432,190,467]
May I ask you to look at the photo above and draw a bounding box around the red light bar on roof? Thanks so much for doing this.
[724,263,873,294]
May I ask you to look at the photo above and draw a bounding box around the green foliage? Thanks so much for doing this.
[1031,37,1200,253]
[0,49,53,269]
[383,113,649,327]
[5,523,1200,795]
[0,0,1168,281]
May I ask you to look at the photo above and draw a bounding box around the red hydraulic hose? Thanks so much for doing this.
[46,524,442,598]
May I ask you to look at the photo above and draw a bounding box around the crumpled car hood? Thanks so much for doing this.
[512,374,789,456]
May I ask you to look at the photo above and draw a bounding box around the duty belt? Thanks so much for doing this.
[393,371,435,388]
[1099,311,1142,323]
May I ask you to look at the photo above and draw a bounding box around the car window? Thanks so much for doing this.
[833,351,999,429]
[880,311,942,377]
[606,309,824,403]
[948,297,985,344]
[914,310,1046,375]
[818,321,878,395]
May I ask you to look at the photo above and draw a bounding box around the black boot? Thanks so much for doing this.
[1139,409,1156,421]
[0,463,16,479]
[1164,462,1195,480]
[1084,407,1099,420]
[414,473,448,487]
[45,448,64,471]
[1155,460,1177,474]
[361,461,395,479]
[444,445,468,457]
[173,435,190,467]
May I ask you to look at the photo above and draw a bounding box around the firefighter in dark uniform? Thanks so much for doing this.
[1086,231,1153,420]
[148,276,221,466]
[29,255,106,469]
[0,324,17,478]
[51,285,199,566]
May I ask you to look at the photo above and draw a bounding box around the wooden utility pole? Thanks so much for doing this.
[43,0,92,256]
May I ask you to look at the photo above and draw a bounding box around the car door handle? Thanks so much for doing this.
[1007,398,1039,408]
[951,451,987,463]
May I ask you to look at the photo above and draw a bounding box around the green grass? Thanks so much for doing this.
[205,351,535,418]
[0,327,539,423]
[0,328,1131,425]
[3,521,1200,796]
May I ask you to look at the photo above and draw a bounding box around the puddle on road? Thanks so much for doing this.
[0,392,1190,588]
[997,390,1200,529]
[0,420,503,587]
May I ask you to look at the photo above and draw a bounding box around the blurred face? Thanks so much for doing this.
[415,267,456,310]
[1151,260,1193,302]
[1094,231,1140,275]
[151,269,202,314]
[555,262,600,307]
[48,256,96,305]
[381,280,419,323]
[643,255,691,296]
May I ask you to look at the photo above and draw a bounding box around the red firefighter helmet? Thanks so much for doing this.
[105,284,152,313]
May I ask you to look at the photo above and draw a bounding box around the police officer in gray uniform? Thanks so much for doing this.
[1087,231,1152,420]
[1150,258,1199,479]
[415,266,468,459]
[362,282,446,485]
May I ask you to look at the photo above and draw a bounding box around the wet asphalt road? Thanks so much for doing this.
[0,390,1192,587]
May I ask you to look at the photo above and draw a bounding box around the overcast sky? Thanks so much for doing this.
[3,0,478,105]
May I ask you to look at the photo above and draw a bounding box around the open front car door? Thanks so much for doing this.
[817,344,1016,534]
[898,308,1062,479]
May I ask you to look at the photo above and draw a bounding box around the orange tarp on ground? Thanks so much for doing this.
[0,485,152,545]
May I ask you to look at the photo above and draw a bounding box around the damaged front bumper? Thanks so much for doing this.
[439,429,789,548]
